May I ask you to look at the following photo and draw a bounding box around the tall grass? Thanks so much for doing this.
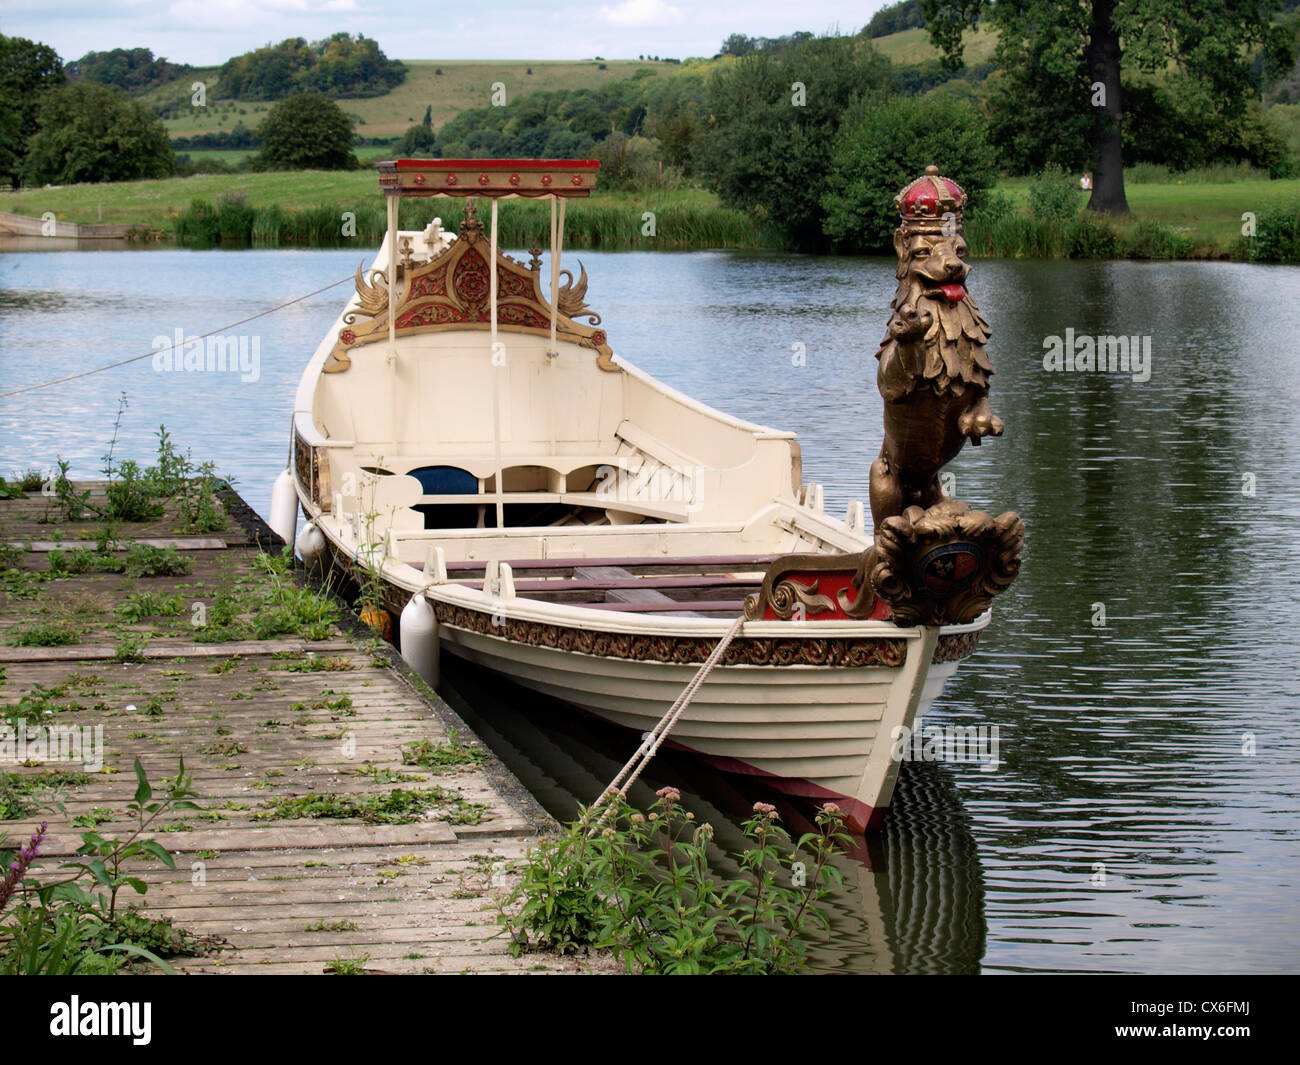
[964,166,1201,260]
[174,193,778,251]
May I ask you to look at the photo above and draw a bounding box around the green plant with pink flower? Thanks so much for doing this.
[498,788,851,974]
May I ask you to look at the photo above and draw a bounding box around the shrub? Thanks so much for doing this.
[1027,163,1082,226]
[821,94,998,253]
[1248,202,1300,262]
[1067,212,1122,259]
[1122,216,1193,260]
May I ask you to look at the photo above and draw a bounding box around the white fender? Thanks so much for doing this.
[399,592,439,688]
[296,521,327,572]
[270,468,297,547]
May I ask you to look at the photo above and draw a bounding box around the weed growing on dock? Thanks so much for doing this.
[276,654,356,672]
[8,620,83,647]
[324,952,370,975]
[122,545,192,579]
[47,547,123,576]
[193,549,339,643]
[499,791,850,974]
[402,731,488,773]
[0,769,91,819]
[2,681,88,725]
[306,918,358,932]
[113,633,149,663]
[117,592,185,622]
[104,462,165,523]
[0,758,216,974]
[289,692,354,716]
[70,807,116,828]
[200,740,248,757]
[353,766,425,785]
[254,785,485,825]
[41,460,93,524]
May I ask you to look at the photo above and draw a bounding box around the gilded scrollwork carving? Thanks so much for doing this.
[868,501,1023,626]
[322,200,619,374]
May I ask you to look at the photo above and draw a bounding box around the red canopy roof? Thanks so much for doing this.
[377,158,600,198]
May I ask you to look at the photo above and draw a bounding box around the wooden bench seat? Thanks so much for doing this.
[452,574,758,593]
[444,553,779,574]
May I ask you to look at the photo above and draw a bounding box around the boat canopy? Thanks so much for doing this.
[370,158,601,528]
[376,158,599,199]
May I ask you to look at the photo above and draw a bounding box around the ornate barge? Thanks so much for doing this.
[273,158,1023,831]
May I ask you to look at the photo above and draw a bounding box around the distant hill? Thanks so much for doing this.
[142,58,673,144]
[869,26,999,67]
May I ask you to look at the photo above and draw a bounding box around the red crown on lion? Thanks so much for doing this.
[895,164,967,233]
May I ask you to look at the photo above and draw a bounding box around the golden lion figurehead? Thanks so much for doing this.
[876,166,993,399]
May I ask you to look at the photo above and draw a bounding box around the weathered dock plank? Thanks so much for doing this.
[1,482,594,975]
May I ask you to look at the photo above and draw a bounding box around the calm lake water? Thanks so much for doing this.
[1,241,1297,974]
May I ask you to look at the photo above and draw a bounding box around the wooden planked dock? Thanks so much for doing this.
[0,482,609,975]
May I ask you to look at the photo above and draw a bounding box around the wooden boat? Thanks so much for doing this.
[274,159,1024,832]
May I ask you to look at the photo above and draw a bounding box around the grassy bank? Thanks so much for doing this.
[992,169,1300,253]
[3,168,1298,259]
[0,174,779,250]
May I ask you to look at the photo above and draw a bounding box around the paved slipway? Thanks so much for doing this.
[0,481,613,974]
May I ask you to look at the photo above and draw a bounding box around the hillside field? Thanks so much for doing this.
[145,58,672,141]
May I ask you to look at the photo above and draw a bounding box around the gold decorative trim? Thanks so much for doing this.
[932,630,982,664]
[323,201,619,374]
[293,428,330,512]
[431,602,906,667]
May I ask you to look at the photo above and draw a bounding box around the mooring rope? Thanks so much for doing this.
[0,274,355,399]
[590,614,746,813]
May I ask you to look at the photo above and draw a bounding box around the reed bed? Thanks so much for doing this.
[175,193,779,251]
[964,205,1214,261]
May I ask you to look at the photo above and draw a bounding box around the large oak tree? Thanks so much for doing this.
[920,0,1294,213]
[24,82,173,185]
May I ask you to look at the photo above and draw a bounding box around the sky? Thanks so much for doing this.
[1,0,897,66]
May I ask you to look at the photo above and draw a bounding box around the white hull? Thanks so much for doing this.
[428,614,975,828]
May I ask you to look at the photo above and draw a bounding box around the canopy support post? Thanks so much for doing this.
[386,195,397,362]
[489,197,505,533]
[548,197,559,356]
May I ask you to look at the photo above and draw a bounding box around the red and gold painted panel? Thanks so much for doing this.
[378,158,599,199]
[323,201,617,374]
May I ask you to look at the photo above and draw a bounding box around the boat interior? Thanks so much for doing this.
[294,161,875,617]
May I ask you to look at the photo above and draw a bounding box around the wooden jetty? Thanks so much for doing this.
[0,210,156,241]
[0,481,607,974]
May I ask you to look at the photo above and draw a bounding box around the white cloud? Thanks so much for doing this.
[163,0,360,30]
[596,0,682,29]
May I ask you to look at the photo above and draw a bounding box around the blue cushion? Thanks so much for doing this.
[407,465,477,495]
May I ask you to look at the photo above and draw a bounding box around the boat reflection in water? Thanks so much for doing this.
[441,658,986,975]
